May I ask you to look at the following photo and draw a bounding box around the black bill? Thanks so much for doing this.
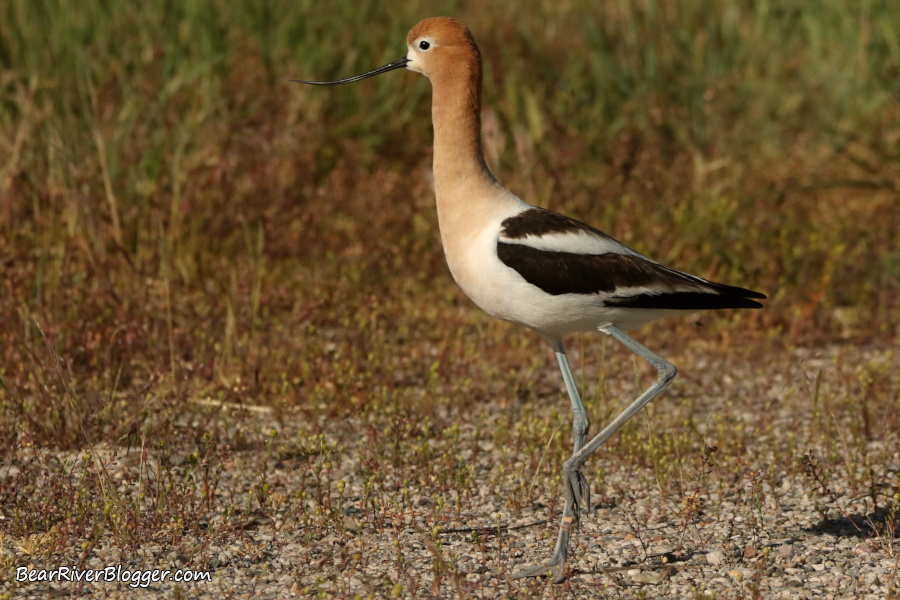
[292,57,410,86]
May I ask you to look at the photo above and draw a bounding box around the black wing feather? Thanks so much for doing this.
[496,242,765,310]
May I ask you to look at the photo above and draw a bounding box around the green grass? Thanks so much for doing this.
[1,0,899,596]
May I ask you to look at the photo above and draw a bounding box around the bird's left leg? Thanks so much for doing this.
[557,326,676,522]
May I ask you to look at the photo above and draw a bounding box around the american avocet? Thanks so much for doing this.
[295,17,765,583]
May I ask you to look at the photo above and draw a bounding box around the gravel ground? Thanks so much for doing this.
[4,343,899,598]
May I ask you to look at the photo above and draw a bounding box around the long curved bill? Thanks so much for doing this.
[292,57,410,86]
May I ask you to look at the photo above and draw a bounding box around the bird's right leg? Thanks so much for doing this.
[510,341,590,583]
[555,348,590,455]
[554,348,591,513]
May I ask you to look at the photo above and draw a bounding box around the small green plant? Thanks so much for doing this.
[747,469,766,541]
[745,546,770,600]
[867,492,900,558]
[802,451,862,532]
[677,445,717,550]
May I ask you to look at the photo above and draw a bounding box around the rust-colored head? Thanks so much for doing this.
[404,17,481,81]
[293,17,482,88]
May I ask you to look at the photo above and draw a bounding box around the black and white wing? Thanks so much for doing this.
[496,208,766,310]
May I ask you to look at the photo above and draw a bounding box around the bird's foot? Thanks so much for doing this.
[564,462,591,516]
[510,462,589,584]
[511,501,575,583]
[509,550,568,583]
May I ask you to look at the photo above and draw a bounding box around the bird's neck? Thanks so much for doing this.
[429,68,507,235]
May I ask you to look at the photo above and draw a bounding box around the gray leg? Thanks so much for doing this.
[512,325,677,583]
[553,349,592,519]
[569,325,677,461]
[555,348,590,454]
[542,335,590,456]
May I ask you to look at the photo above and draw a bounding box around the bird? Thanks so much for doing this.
[295,17,766,583]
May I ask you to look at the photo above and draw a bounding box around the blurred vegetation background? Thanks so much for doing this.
[0,0,898,449]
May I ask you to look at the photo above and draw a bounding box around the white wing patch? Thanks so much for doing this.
[498,228,638,257]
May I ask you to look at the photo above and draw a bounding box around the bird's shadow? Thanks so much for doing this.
[802,511,895,540]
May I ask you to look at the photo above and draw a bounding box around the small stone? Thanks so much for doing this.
[743,545,758,559]
[342,516,360,532]
[853,541,873,555]
[706,550,726,566]
[631,570,663,584]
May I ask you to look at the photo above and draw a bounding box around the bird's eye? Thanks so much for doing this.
[419,40,430,50]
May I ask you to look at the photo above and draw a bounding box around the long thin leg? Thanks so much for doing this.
[553,349,592,518]
[569,325,677,462]
[555,348,590,454]
[542,336,590,455]
[511,325,677,583]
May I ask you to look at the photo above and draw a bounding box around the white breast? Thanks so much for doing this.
[438,196,688,336]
